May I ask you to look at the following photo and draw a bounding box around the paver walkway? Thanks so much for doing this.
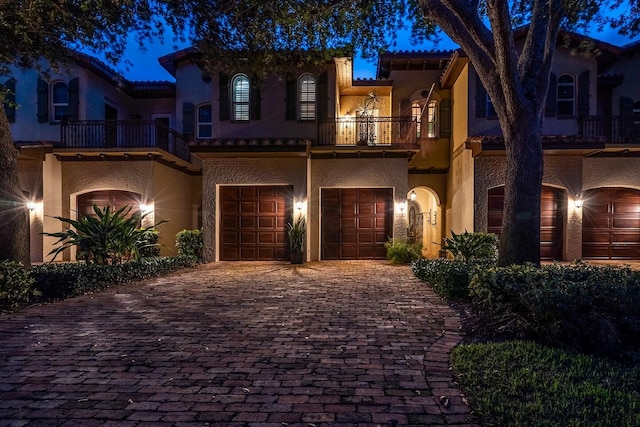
[0,261,478,427]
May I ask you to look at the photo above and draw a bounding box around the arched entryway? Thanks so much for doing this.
[488,185,565,260]
[407,187,442,258]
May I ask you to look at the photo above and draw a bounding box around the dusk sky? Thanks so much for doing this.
[97,26,638,83]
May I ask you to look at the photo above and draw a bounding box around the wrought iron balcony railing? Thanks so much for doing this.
[60,120,191,162]
[579,115,640,144]
[318,116,418,147]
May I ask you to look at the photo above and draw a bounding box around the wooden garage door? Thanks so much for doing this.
[488,186,564,260]
[220,186,291,261]
[321,188,393,260]
[77,190,141,218]
[582,188,640,260]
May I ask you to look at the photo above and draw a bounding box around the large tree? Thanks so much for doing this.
[0,0,170,264]
[164,0,638,266]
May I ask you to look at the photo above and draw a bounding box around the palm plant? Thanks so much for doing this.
[44,204,166,264]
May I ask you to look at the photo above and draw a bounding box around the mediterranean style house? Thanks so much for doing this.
[6,31,640,263]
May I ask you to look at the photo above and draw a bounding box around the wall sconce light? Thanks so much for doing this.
[409,190,417,201]
[295,201,303,211]
[140,203,153,214]
[398,201,406,214]
[574,196,583,209]
[27,201,36,211]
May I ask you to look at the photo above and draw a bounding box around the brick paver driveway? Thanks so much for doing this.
[0,261,477,427]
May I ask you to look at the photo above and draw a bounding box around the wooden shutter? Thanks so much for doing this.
[37,77,48,123]
[545,73,558,117]
[67,77,79,121]
[219,73,230,121]
[439,98,452,138]
[182,102,195,140]
[317,72,328,121]
[250,78,261,120]
[475,72,487,118]
[3,78,15,123]
[285,74,296,121]
[577,70,590,117]
[399,99,411,117]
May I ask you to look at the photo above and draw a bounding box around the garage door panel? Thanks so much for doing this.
[220,185,291,261]
[321,188,392,260]
[613,217,640,229]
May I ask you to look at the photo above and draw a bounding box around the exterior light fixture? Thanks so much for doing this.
[574,197,583,209]
[398,201,406,213]
[27,201,36,211]
[295,201,303,211]
[140,203,153,214]
[409,190,417,201]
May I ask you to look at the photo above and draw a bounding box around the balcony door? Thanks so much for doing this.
[152,114,171,151]
[104,104,118,147]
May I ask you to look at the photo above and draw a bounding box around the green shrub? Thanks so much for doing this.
[442,230,498,262]
[138,228,161,257]
[411,258,478,299]
[385,239,423,264]
[469,263,640,355]
[0,261,37,307]
[31,256,197,300]
[452,341,640,427]
[43,204,167,265]
[176,229,203,260]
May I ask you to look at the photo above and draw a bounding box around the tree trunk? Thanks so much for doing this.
[0,108,30,266]
[497,115,544,266]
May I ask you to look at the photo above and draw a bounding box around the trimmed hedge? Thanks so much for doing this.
[0,261,37,307]
[176,229,203,260]
[470,263,640,356]
[411,258,476,299]
[385,239,423,264]
[31,256,198,300]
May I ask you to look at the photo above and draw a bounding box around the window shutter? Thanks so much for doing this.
[37,77,48,123]
[250,78,261,120]
[620,96,633,116]
[475,72,487,118]
[3,78,16,123]
[577,70,590,117]
[219,73,229,121]
[317,72,328,121]
[285,74,296,121]
[67,77,79,121]
[545,73,558,117]
[439,98,452,138]
[182,102,195,140]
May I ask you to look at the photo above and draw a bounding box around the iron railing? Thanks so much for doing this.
[318,116,418,146]
[579,115,640,144]
[60,120,191,162]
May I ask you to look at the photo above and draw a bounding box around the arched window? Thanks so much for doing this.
[232,74,250,121]
[426,100,438,138]
[557,74,575,116]
[197,104,212,138]
[412,101,422,138]
[52,81,68,122]
[298,74,316,120]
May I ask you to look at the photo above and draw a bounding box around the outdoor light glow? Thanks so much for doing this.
[295,201,303,211]
[140,203,153,214]
[398,201,406,213]
[409,190,417,201]
[574,198,583,209]
[27,201,36,211]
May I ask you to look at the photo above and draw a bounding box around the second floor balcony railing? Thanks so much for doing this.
[318,116,418,147]
[60,120,191,162]
[579,115,640,144]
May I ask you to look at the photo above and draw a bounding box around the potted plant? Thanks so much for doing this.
[287,216,305,264]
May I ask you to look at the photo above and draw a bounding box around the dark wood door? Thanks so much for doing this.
[488,185,564,260]
[582,188,640,259]
[77,190,140,218]
[321,188,393,260]
[220,186,291,261]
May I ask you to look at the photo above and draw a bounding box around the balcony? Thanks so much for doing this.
[579,116,640,144]
[60,120,191,162]
[318,116,418,147]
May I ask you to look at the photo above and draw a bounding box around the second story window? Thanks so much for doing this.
[232,74,250,121]
[412,101,422,138]
[298,74,316,120]
[197,104,212,138]
[52,81,68,122]
[426,100,438,138]
[557,74,575,116]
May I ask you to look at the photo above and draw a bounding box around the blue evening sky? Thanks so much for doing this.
[98,26,638,83]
